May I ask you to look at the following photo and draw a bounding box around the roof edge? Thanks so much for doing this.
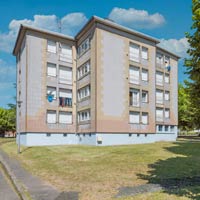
[156,46,181,59]
[75,15,160,44]
[13,25,75,56]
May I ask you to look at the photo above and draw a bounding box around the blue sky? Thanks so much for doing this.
[0,0,192,108]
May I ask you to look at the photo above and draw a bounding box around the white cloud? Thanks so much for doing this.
[0,59,16,83]
[108,7,165,30]
[0,13,88,53]
[158,37,189,58]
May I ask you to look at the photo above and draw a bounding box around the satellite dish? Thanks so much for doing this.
[47,94,53,102]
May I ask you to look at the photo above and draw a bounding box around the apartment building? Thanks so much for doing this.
[13,16,179,146]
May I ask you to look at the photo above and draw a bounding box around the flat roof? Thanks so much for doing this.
[13,25,75,55]
[156,46,181,59]
[13,16,180,59]
[75,16,160,44]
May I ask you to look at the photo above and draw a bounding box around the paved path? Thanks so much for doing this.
[0,148,79,200]
[0,164,20,200]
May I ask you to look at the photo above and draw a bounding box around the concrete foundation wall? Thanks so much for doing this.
[17,131,177,146]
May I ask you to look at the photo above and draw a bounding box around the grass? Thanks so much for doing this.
[0,138,200,200]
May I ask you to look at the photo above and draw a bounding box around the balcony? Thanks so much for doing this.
[59,97,72,107]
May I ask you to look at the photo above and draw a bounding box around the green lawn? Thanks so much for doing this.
[0,138,200,200]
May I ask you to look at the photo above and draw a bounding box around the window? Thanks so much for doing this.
[156,90,163,104]
[77,60,90,79]
[141,69,148,82]
[142,91,148,103]
[59,43,72,63]
[156,53,163,65]
[158,125,163,132]
[165,91,170,101]
[130,89,140,106]
[47,40,56,53]
[47,87,56,99]
[164,56,170,66]
[59,66,72,84]
[171,125,175,132]
[47,110,56,124]
[129,112,140,124]
[165,73,170,84]
[165,108,170,119]
[59,112,72,124]
[78,38,90,57]
[142,112,148,124]
[46,133,51,137]
[78,85,90,101]
[47,63,56,77]
[141,47,148,60]
[129,43,140,62]
[156,71,163,86]
[78,110,90,122]
[156,108,163,121]
[165,125,169,132]
[59,89,72,107]
[129,66,140,84]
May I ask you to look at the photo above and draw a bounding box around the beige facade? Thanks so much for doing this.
[13,16,179,146]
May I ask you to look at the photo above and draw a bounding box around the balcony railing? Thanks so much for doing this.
[59,97,72,107]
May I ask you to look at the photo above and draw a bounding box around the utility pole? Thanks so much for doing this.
[17,100,22,154]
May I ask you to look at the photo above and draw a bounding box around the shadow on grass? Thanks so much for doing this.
[137,141,200,199]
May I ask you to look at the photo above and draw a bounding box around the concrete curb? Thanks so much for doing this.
[0,152,30,200]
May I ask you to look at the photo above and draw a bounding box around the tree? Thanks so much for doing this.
[178,83,194,131]
[0,108,15,136]
[184,0,200,130]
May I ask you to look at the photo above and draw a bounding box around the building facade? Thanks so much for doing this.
[13,16,179,146]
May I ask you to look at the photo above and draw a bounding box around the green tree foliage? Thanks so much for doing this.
[0,107,15,135]
[184,0,200,129]
[178,83,194,131]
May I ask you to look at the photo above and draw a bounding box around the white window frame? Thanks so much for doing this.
[141,112,148,124]
[165,73,170,84]
[130,89,140,107]
[141,69,148,82]
[129,66,140,84]
[141,47,148,60]
[156,108,163,122]
[47,40,56,53]
[78,85,90,101]
[129,111,140,124]
[59,43,72,63]
[77,60,90,79]
[156,90,163,104]
[59,111,72,124]
[165,108,170,119]
[47,63,56,77]
[59,66,72,85]
[164,56,170,66]
[78,38,90,57]
[59,89,72,98]
[165,91,170,101]
[156,53,163,65]
[47,110,56,124]
[129,43,140,62]
[142,91,148,103]
[156,71,163,86]
[78,110,90,122]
